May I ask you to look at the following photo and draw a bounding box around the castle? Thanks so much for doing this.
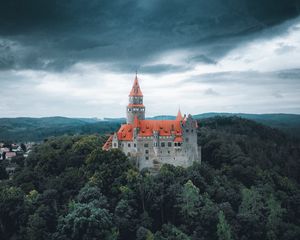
[103,75,201,170]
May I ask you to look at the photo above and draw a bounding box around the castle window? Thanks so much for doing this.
[178,142,182,146]
[144,143,149,148]
[161,142,165,147]
[134,143,136,147]
[127,152,131,157]
[113,143,117,147]
[145,149,149,154]
[168,142,172,147]
[191,129,194,133]
[128,143,131,147]
[168,150,170,154]
[186,129,189,133]
[145,156,149,160]
[174,142,178,147]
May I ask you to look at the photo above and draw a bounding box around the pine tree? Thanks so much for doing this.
[217,210,232,240]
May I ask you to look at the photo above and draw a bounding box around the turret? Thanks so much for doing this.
[176,109,183,121]
[126,75,145,123]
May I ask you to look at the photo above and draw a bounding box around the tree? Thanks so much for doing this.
[238,187,265,239]
[266,194,285,240]
[86,148,133,198]
[0,186,25,239]
[154,224,190,240]
[177,180,200,221]
[114,199,138,238]
[136,226,154,240]
[26,205,55,240]
[217,210,232,240]
[76,185,108,208]
[0,163,8,180]
[56,201,117,240]
[72,135,103,155]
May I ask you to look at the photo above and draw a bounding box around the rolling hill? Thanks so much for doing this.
[0,113,299,142]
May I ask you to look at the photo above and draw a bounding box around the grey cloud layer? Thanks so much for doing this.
[0,0,299,72]
[187,69,300,85]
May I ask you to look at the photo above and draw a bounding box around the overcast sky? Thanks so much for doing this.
[0,0,300,118]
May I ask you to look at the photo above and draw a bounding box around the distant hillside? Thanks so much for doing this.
[194,113,300,138]
[148,113,300,138]
[0,113,299,142]
[147,115,175,120]
[103,117,126,123]
[0,117,120,142]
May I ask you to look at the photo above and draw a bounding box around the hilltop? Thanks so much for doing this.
[0,113,299,142]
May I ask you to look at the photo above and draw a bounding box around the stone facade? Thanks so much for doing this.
[103,75,201,171]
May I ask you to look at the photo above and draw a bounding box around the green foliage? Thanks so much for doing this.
[154,224,190,240]
[217,210,232,240]
[56,202,116,240]
[0,163,9,180]
[26,204,57,240]
[0,117,299,240]
[177,180,200,220]
[266,194,285,240]
[0,186,25,239]
[136,226,154,240]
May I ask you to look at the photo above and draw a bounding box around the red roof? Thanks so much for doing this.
[117,124,133,141]
[116,119,182,141]
[139,120,182,137]
[174,136,183,142]
[129,76,143,97]
[102,135,113,151]
[176,109,183,121]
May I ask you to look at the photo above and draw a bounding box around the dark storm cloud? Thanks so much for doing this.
[139,64,191,74]
[187,55,217,65]
[186,69,300,85]
[0,0,299,72]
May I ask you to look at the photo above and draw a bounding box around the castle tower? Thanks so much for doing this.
[176,109,183,121]
[126,75,145,124]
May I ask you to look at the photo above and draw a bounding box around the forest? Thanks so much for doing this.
[0,117,299,240]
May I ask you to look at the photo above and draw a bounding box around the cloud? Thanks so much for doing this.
[204,88,219,96]
[0,1,300,117]
[0,0,299,71]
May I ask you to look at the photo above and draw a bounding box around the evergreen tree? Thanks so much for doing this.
[217,210,232,240]
[266,194,285,240]
[177,180,200,221]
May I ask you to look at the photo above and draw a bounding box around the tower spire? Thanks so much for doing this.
[176,108,183,121]
[129,74,143,97]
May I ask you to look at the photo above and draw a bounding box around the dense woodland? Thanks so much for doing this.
[0,117,300,240]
